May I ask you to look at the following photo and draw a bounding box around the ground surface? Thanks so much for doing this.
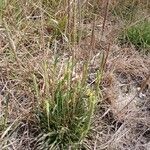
[0,1,150,149]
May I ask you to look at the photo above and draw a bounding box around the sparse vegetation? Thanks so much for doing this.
[119,20,150,53]
[111,0,138,23]
[0,0,150,149]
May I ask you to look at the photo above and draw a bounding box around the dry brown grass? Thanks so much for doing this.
[0,0,150,149]
[85,48,150,149]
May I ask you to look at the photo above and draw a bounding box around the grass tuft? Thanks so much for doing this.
[119,20,150,53]
[32,59,98,149]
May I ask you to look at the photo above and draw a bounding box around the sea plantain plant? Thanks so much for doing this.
[32,58,99,149]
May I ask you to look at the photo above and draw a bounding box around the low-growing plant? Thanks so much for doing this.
[32,58,99,149]
[119,20,150,53]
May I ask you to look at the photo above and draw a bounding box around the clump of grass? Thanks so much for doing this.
[119,20,150,53]
[0,0,101,149]
[32,58,99,149]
